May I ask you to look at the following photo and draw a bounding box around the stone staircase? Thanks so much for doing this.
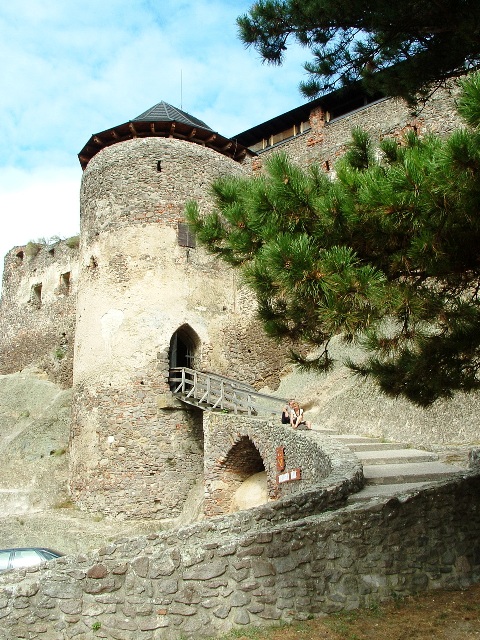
[315,430,468,503]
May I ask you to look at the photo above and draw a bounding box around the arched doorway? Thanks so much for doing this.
[169,324,198,369]
[169,324,199,390]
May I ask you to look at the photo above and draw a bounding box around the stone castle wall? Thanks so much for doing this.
[0,80,465,394]
[0,240,79,387]
[252,80,463,172]
[0,77,476,524]
[0,467,478,639]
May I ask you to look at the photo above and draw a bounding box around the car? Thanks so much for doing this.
[0,548,63,573]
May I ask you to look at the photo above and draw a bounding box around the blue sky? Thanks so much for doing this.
[0,0,308,283]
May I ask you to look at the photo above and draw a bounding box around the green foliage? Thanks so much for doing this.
[237,0,480,103]
[25,241,42,258]
[50,448,67,457]
[65,235,80,249]
[187,71,480,406]
[54,347,66,361]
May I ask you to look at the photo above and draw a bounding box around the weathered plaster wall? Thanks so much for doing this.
[0,469,478,639]
[0,241,79,387]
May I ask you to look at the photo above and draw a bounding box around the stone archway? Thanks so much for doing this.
[208,435,267,515]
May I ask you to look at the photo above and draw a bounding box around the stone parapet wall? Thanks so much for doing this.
[0,472,478,639]
[0,240,79,387]
[256,80,463,172]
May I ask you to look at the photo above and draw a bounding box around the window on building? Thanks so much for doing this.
[60,272,71,294]
[31,283,42,304]
[178,223,196,249]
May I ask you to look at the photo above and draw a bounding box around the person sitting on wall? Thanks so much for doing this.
[289,400,312,430]
[281,400,293,425]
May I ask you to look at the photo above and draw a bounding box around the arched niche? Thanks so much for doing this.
[225,436,265,477]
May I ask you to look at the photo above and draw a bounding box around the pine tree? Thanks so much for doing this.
[186,72,480,406]
[237,0,480,103]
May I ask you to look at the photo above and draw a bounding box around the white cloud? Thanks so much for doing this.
[0,0,311,286]
[0,167,80,277]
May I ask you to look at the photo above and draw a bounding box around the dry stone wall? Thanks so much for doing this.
[0,469,478,640]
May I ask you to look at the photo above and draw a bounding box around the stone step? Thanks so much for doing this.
[363,461,464,485]
[334,435,384,444]
[347,482,431,503]
[349,442,411,452]
[356,449,439,465]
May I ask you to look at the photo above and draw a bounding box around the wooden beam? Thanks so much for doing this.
[150,123,156,133]
[188,128,197,138]
[110,129,120,140]
[128,122,137,137]
[93,136,104,146]
[169,122,176,137]
[205,134,217,143]
[222,142,232,151]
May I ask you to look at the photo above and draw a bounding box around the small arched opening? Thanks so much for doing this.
[221,436,267,513]
[169,324,197,369]
[169,324,200,390]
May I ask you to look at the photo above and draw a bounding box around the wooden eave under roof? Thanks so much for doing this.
[78,119,254,170]
[234,83,385,148]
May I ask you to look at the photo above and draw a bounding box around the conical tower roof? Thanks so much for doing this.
[133,102,214,131]
[78,101,251,170]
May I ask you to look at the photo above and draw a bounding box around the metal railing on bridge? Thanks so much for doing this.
[169,367,286,416]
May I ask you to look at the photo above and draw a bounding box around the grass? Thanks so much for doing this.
[204,584,480,640]
[25,241,43,257]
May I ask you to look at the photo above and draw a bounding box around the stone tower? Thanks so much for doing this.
[69,103,284,519]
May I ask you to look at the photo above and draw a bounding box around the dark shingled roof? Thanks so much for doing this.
[78,101,252,170]
[133,102,214,131]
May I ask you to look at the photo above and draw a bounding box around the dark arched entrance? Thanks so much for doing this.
[169,324,199,390]
[218,436,267,514]
[169,324,198,369]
